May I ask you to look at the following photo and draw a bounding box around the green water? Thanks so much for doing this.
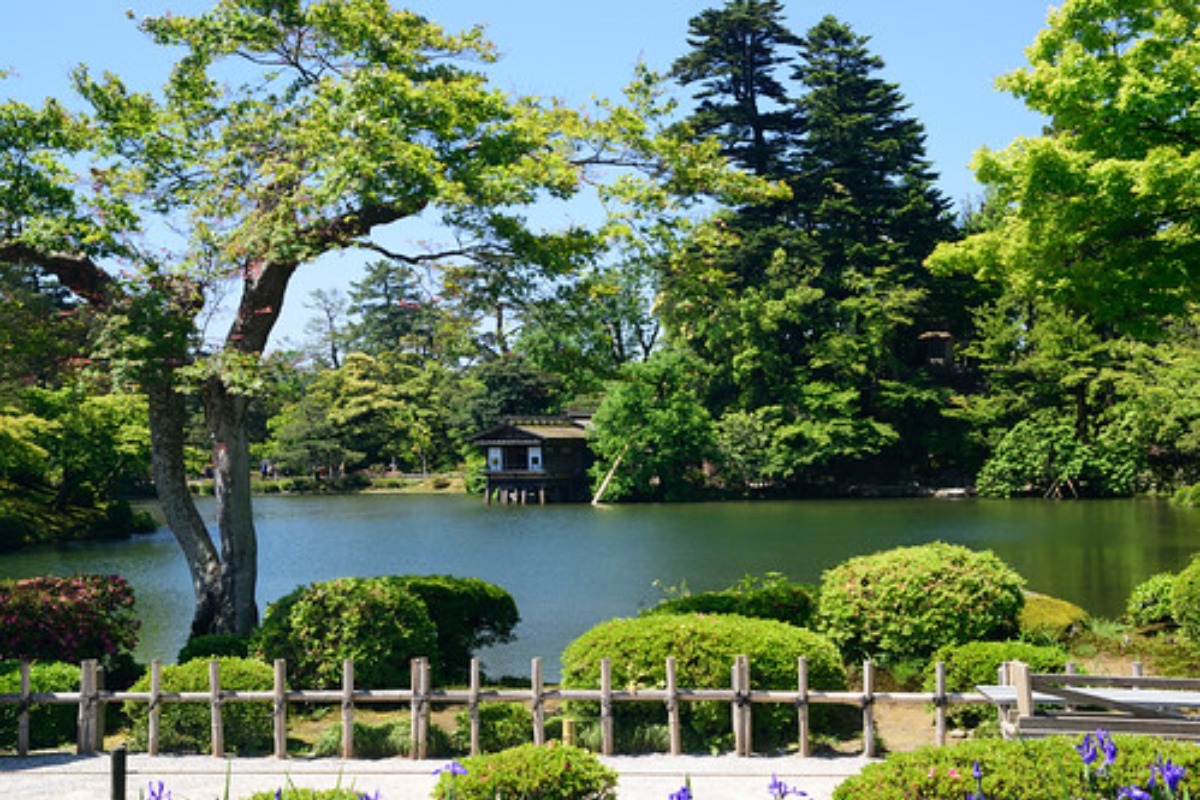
[2,495,1197,678]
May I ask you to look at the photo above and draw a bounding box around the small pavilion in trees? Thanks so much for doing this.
[470,417,593,504]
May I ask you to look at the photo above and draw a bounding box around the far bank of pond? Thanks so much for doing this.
[1,495,1196,680]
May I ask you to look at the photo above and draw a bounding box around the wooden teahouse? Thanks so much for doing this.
[470,416,593,504]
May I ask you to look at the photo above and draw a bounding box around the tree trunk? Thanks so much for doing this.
[203,377,259,635]
[145,377,229,636]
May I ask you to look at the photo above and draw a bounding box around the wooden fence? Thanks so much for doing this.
[1,655,989,759]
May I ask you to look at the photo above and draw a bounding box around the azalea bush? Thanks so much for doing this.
[0,574,139,665]
[430,745,617,800]
[817,542,1025,663]
[1126,572,1178,630]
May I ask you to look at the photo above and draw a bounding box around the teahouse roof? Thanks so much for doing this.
[470,416,589,447]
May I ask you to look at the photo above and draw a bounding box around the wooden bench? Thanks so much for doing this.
[997,661,1200,740]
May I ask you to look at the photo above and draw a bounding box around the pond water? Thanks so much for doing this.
[2,495,1198,679]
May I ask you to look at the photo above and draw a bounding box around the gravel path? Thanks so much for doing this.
[0,752,878,800]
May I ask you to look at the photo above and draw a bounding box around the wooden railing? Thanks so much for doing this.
[1,656,988,759]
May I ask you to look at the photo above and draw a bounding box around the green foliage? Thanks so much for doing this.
[310,718,450,759]
[817,542,1025,663]
[922,641,1068,728]
[1126,572,1179,630]
[176,633,252,664]
[0,661,80,750]
[1170,557,1200,644]
[254,578,438,690]
[1019,593,1089,644]
[243,789,380,800]
[561,613,845,752]
[0,574,139,665]
[430,743,618,800]
[642,572,815,628]
[833,735,1200,800]
[450,702,531,754]
[124,658,273,754]
[387,575,519,682]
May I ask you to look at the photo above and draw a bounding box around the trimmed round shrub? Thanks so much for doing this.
[176,633,251,664]
[1126,572,1177,630]
[1171,558,1200,643]
[1019,592,1088,644]
[642,573,816,628]
[817,542,1025,663]
[253,577,438,689]
[124,657,273,754]
[451,702,532,754]
[385,575,520,681]
[431,743,617,800]
[833,735,1200,800]
[922,640,1068,728]
[561,613,846,752]
[0,661,80,750]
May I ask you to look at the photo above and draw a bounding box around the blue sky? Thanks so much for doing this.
[1,1,1054,346]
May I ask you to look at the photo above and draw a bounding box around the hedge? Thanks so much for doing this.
[0,661,80,750]
[642,572,816,628]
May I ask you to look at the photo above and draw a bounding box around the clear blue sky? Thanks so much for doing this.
[1,1,1054,347]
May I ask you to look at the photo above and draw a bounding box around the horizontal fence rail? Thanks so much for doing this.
[2,655,1034,760]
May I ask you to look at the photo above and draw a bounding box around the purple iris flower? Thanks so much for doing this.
[1097,729,1119,767]
[768,773,807,798]
[669,785,692,800]
[1158,758,1187,793]
[434,761,468,777]
[1117,786,1152,800]
[1076,733,1099,766]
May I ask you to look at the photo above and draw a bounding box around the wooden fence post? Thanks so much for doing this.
[18,661,30,757]
[273,659,287,759]
[666,657,681,756]
[1013,660,1033,719]
[531,658,545,746]
[148,660,162,757]
[732,655,751,757]
[468,658,481,757]
[797,656,810,758]
[600,658,613,756]
[862,660,876,758]
[341,659,355,759]
[209,660,225,758]
[77,659,99,755]
[934,661,947,748]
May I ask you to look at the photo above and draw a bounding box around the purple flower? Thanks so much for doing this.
[768,773,807,798]
[1097,729,1119,767]
[1076,734,1099,767]
[1157,758,1187,793]
[972,760,982,781]
[669,785,692,800]
[434,761,468,777]
[1117,786,1152,800]
[357,792,382,800]
[147,781,172,800]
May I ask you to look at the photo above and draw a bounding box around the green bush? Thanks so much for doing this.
[1126,572,1177,630]
[124,658,273,754]
[561,613,845,753]
[176,633,252,664]
[430,743,617,800]
[642,572,816,628]
[384,575,520,682]
[451,702,531,754]
[1171,557,1200,644]
[310,718,451,759]
[254,577,438,690]
[833,735,1200,800]
[0,661,80,750]
[243,790,380,800]
[1019,592,1088,644]
[922,640,1068,728]
[817,542,1025,663]
[0,574,140,667]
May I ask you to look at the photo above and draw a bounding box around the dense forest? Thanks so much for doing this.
[2,0,1198,542]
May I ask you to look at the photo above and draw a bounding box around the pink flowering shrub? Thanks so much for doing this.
[0,574,139,663]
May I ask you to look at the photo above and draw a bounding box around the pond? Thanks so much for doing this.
[2,494,1198,680]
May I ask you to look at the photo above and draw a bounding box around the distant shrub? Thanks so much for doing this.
[0,661,80,750]
[833,736,1200,800]
[643,572,816,628]
[0,574,139,667]
[254,577,437,690]
[450,702,531,754]
[922,640,1068,728]
[430,743,617,800]
[176,633,252,664]
[1126,572,1178,630]
[561,614,845,752]
[385,576,519,682]
[817,542,1025,663]
[1171,558,1200,643]
[243,790,376,800]
[124,658,273,754]
[1019,592,1088,644]
[311,718,450,759]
